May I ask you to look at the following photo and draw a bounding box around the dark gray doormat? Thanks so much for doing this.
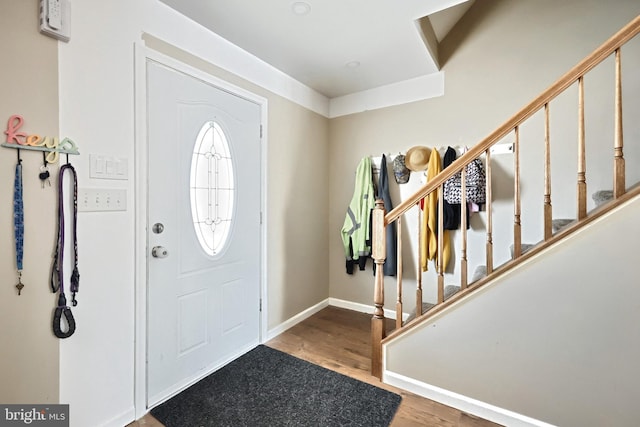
[150,345,402,426]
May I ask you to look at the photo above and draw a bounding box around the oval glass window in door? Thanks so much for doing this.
[189,121,235,256]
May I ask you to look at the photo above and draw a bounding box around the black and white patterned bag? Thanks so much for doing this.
[443,158,486,204]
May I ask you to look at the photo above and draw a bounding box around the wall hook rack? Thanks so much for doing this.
[2,115,80,163]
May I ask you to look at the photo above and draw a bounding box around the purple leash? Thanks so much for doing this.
[51,163,79,339]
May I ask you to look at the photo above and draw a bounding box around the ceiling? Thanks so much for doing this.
[157,0,475,99]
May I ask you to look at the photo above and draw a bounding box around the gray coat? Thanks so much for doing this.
[377,154,397,276]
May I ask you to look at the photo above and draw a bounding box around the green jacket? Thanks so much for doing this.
[341,157,375,273]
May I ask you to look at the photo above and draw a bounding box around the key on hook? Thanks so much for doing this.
[39,166,51,188]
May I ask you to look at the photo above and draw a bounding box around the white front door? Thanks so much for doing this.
[145,59,262,406]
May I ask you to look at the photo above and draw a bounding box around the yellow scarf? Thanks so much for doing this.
[421,148,450,272]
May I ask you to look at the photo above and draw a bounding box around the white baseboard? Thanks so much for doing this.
[266,298,330,341]
[266,297,410,343]
[383,370,557,427]
[100,406,136,427]
[328,297,373,314]
[328,297,409,321]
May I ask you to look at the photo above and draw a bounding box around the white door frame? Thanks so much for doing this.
[133,42,269,420]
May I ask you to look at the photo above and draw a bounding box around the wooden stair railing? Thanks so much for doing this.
[371,14,640,379]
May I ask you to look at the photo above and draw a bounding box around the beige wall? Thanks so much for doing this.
[328,0,640,313]
[0,0,59,403]
[143,35,331,330]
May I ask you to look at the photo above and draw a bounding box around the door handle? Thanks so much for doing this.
[152,246,169,258]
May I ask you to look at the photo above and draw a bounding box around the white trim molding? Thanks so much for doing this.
[266,299,330,341]
[99,407,136,427]
[265,298,411,342]
[144,1,329,117]
[144,0,446,119]
[329,298,409,321]
[329,72,445,118]
[383,370,558,427]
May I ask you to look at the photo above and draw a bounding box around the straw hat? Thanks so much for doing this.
[404,146,431,171]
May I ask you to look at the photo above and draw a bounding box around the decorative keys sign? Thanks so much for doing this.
[3,114,79,163]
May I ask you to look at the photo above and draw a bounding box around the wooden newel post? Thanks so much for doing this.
[371,199,386,379]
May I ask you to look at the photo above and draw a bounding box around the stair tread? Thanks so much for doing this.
[444,284,459,298]
[593,190,613,206]
[510,243,535,258]
[472,265,487,282]
[552,218,574,233]
[405,285,461,323]
[402,188,615,326]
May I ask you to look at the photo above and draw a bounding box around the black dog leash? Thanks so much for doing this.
[51,163,80,338]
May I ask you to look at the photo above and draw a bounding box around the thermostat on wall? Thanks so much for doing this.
[39,0,71,42]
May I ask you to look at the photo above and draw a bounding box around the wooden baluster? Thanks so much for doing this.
[460,164,468,290]
[395,216,403,329]
[577,76,587,219]
[544,103,553,240]
[614,48,625,198]
[371,199,386,379]
[416,204,423,316]
[485,149,494,274]
[437,186,445,304]
[513,126,522,259]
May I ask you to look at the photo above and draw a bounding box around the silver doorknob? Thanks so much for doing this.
[152,246,169,258]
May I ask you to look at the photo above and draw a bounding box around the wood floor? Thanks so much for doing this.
[127,306,501,427]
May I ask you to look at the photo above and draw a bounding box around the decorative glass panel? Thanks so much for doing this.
[190,121,234,256]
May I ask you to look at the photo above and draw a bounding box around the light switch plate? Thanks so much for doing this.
[78,188,127,212]
[90,154,129,180]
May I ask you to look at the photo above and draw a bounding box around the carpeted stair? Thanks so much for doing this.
[593,190,614,206]
[405,285,460,323]
[476,189,614,282]
[405,190,614,325]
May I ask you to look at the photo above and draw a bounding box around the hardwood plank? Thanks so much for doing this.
[128,306,501,427]
[267,307,501,427]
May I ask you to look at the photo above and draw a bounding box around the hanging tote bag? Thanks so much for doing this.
[443,158,486,204]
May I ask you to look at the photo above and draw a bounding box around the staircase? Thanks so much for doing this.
[369,14,640,380]
[403,187,619,323]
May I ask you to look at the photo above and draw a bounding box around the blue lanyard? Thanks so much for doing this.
[14,154,24,295]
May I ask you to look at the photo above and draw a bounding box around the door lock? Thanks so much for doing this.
[151,246,169,258]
